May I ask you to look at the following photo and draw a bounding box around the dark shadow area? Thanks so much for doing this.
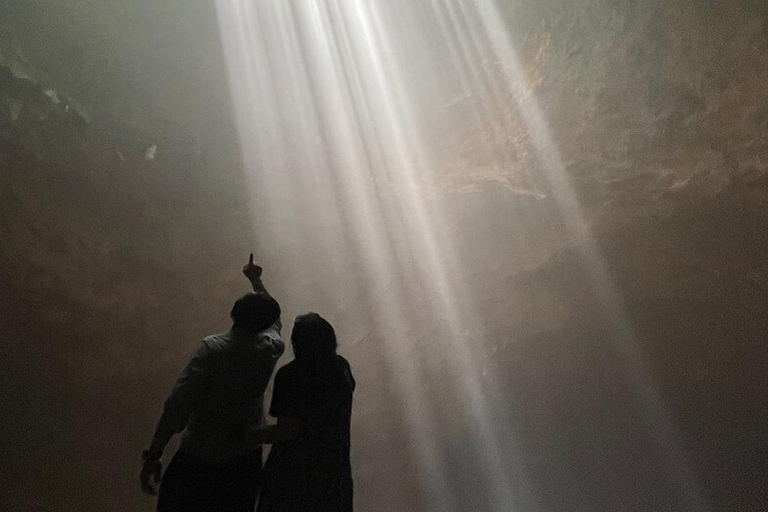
[2,1,768,511]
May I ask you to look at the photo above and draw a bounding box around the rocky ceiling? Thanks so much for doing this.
[1,1,767,512]
[1,0,233,154]
[3,0,767,214]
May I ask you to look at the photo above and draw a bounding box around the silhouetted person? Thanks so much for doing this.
[247,313,356,512]
[140,254,284,512]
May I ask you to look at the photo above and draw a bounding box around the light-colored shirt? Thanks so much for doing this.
[153,321,284,463]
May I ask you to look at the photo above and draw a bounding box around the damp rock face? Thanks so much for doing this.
[2,1,768,512]
[424,1,768,219]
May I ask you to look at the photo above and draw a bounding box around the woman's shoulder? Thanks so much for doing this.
[336,354,354,373]
[272,360,303,388]
[334,355,356,391]
[278,355,353,382]
[275,359,299,377]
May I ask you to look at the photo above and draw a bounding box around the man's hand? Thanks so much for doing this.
[243,253,263,283]
[140,456,162,496]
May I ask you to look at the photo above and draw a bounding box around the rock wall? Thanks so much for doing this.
[0,59,257,511]
[1,1,767,512]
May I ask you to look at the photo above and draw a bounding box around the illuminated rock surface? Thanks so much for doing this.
[1,1,766,511]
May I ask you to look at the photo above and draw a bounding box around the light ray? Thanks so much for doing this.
[468,1,710,510]
[217,1,458,507]
[354,2,536,509]
[215,1,706,510]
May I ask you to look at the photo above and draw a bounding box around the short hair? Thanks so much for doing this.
[230,293,280,333]
[291,312,337,361]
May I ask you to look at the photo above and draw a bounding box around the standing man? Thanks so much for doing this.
[140,254,284,512]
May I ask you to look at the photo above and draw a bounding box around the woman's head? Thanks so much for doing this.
[291,312,337,361]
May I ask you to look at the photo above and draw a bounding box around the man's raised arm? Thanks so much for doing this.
[243,252,269,294]
[243,253,282,333]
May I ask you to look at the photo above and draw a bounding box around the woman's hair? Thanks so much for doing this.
[291,312,337,361]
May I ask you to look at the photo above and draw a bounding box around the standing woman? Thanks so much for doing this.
[250,313,356,512]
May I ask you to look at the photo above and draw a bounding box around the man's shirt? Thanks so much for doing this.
[154,322,284,463]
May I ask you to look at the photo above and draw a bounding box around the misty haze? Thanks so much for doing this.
[1,1,767,511]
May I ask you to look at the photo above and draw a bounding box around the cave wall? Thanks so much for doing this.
[0,60,258,511]
[450,186,768,511]
[432,3,768,510]
[1,1,767,512]
[425,0,768,222]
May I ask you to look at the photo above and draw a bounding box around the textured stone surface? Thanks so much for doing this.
[1,1,768,512]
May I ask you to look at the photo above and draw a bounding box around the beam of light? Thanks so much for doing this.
[288,3,455,506]
[216,1,458,509]
[461,1,711,510]
[342,2,535,509]
[216,0,536,509]
[216,0,707,510]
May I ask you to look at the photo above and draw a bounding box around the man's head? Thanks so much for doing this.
[291,312,336,361]
[230,292,281,333]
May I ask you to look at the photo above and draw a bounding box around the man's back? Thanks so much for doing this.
[140,255,282,512]
[175,324,284,463]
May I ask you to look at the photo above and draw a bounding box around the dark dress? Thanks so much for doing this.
[258,355,356,512]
